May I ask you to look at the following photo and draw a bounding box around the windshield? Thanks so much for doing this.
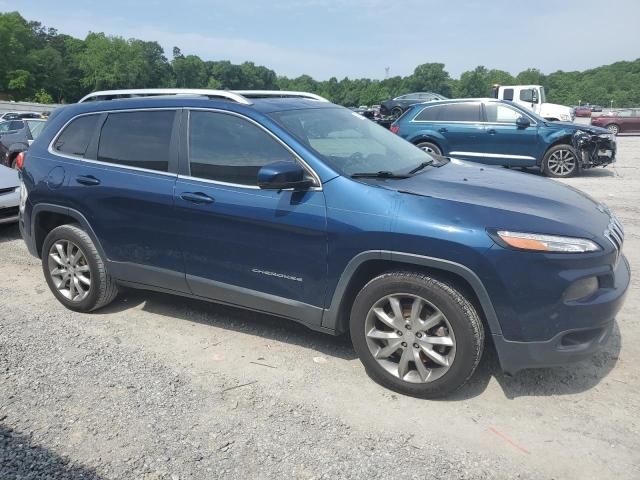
[269,107,434,176]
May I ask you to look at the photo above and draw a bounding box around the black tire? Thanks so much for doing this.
[41,224,118,312]
[350,272,484,399]
[542,144,580,178]
[606,124,619,135]
[391,106,404,118]
[415,141,442,156]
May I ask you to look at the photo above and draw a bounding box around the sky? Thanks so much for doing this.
[4,0,640,80]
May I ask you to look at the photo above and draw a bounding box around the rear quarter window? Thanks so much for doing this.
[54,115,100,157]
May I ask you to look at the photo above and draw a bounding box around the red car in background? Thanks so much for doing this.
[591,109,640,135]
[574,106,592,117]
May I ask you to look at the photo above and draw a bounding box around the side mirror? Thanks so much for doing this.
[257,161,313,190]
[531,90,539,104]
[516,116,531,128]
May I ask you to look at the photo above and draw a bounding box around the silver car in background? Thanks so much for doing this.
[0,164,20,224]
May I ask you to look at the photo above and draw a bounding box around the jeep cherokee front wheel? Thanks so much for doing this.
[350,272,484,398]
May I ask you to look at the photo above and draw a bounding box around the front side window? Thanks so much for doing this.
[618,109,633,117]
[270,107,433,177]
[484,103,523,123]
[439,103,481,122]
[519,89,534,103]
[54,115,100,157]
[97,110,175,172]
[189,111,297,186]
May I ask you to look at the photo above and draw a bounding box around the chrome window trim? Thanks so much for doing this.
[185,108,322,191]
[449,151,536,160]
[410,102,483,123]
[48,108,179,178]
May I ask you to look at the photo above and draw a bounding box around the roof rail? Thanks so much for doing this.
[231,90,329,102]
[78,88,329,104]
[78,89,252,104]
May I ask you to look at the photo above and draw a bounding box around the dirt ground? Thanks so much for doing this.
[1,135,638,479]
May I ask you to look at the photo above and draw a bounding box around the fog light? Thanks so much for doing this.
[563,276,599,302]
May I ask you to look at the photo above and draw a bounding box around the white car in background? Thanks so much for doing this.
[0,164,20,225]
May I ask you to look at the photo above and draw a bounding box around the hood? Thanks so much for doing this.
[380,159,611,239]
[544,120,610,135]
[541,102,572,113]
[0,165,19,190]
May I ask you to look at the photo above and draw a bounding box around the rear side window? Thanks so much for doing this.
[97,110,175,172]
[189,111,296,186]
[502,89,514,101]
[439,103,481,122]
[54,115,99,157]
[414,105,444,121]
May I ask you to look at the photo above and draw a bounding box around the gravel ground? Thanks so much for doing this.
[1,135,639,479]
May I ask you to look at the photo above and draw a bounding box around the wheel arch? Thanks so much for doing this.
[32,204,106,260]
[410,135,444,152]
[321,251,502,337]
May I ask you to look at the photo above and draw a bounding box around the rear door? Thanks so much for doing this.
[471,102,539,166]
[174,109,327,325]
[424,102,484,160]
[54,109,188,292]
[630,110,640,132]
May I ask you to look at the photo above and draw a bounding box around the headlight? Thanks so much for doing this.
[494,231,601,253]
[599,133,615,142]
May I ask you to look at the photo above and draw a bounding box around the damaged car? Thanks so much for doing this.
[390,98,615,178]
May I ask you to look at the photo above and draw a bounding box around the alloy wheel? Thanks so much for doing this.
[607,124,619,135]
[364,293,456,383]
[47,240,91,302]
[547,149,576,176]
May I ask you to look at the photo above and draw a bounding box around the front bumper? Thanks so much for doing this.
[493,255,630,374]
[0,188,19,224]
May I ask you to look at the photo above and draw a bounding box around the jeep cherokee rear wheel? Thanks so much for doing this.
[42,224,118,312]
[350,272,484,398]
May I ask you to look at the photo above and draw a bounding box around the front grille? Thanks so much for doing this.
[0,206,18,219]
[604,214,624,256]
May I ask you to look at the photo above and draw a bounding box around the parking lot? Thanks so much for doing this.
[1,136,639,479]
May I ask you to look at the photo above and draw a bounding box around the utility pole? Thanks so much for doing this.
[385,67,390,79]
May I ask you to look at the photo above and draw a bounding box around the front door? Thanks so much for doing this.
[475,102,539,166]
[175,110,327,325]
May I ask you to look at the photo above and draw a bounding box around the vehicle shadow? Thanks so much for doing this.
[0,223,21,242]
[448,322,621,400]
[97,289,358,361]
[99,289,620,397]
[0,424,102,479]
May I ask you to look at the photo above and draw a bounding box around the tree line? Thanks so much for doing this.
[1,11,638,108]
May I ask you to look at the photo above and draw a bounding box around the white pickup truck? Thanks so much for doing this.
[491,85,574,122]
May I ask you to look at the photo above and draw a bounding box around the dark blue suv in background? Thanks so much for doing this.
[18,89,630,398]
[391,98,616,178]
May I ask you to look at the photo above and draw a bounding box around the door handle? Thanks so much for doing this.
[438,127,448,133]
[487,129,497,135]
[180,192,215,204]
[76,175,100,186]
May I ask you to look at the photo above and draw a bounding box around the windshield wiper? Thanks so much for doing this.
[350,171,409,179]
[408,160,434,174]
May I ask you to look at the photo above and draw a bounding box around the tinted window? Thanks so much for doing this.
[414,105,445,121]
[189,111,296,185]
[503,89,514,101]
[618,109,633,117]
[0,120,25,132]
[439,103,481,122]
[97,111,174,172]
[484,103,525,123]
[520,89,534,102]
[54,115,99,157]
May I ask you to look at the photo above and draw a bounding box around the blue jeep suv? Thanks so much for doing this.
[19,89,630,398]
[390,98,616,178]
